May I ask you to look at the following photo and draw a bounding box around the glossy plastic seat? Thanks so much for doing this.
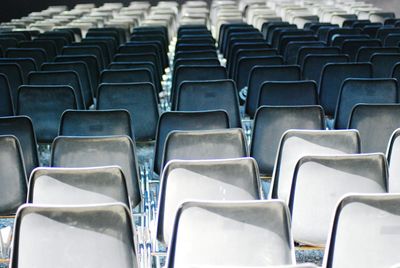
[59,110,134,139]
[290,154,387,246]
[166,200,295,268]
[97,82,159,141]
[334,78,398,129]
[157,157,262,245]
[162,128,247,172]
[28,166,130,207]
[6,48,47,66]
[371,53,400,78]
[0,63,23,109]
[356,46,400,62]
[0,73,14,116]
[319,63,373,115]
[302,54,349,84]
[0,135,27,215]
[251,106,325,177]
[17,85,77,143]
[153,110,230,175]
[10,203,138,268]
[176,79,241,127]
[270,130,361,203]
[51,135,141,207]
[324,194,400,268]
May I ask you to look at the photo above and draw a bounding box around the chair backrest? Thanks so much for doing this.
[349,104,400,153]
[41,61,93,107]
[100,68,153,85]
[0,58,36,83]
[0,63,23,109]
[0,73,14,116]
[371,53,400,78]
[302,54,350,84]
[324,194,400,268]
[171,65,227,109]
[153,110,230,175]
[258,80,318,108]
[113,52,162,79]
[387,128,400,192]
[10,203,138,268]
[235,55,283,91]
[246,65,301,117]
[356,46,400,62]
[251,106,325,177]
[166,200,295,268]
[51,135,141,207]
[334,78,398,129]
[62,45,104,69]
[0,135,27,215]
[28,166,130,207]
[59,110,134,139]
[297,46,340,66]
[17,85,77,143]
[340,39,381,61]
[284,41,325,64]
[157,158,262,245]
[0,116,38,176]
[270,129,361,203]
[97,82,159,141]
[290,154,387,247]
[28,70,85,110]
[162,128,247,172]
[176,79,241,127]
[319,63,373,115]
[6,48,47,66]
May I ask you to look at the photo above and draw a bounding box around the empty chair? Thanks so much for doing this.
[0,73,14,116]
[341,39,381,61]
[51,136,141,207]
[371,53,400,78]
[166,200,295,268]
[28,71,85,110]
[97,82,159,141]
[0,116,38,176]
[251,106,325,177]
[59,110,134,139]
[319,63,373,115]
[334,78,398,129]
[384,33,400,47]
[0,62,23,109]
[387,129,400,192]
[176,79,241,127]
[162,128,247,172]
[28,166,130,207]
[284,41,325,64]
[157,158,262,245]
[10,203,138,268]
[17,85,77,143]
[0,58,37,83]
[258,81,318,107]
[270,130,361,203]
[174,58,220,70]
[62,45,105,69]
[349,104,400,153]
[41,61,93,107]
[356,47,400,62]
[174,50,218,61]
[302,54,349,84]
[171,65,227,109]
[290,154,387,247]
[376,27,400,42]
[113,52,162,79]
[297,47,340,66]
[0,135,27,215]
[153,110,230,175]
[323,194,400,268]
[6,48,47,66]
[246,65,301,117]
[100,68,153,86]
[235,56,283,91]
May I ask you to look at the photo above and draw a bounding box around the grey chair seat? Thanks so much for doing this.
[166,200,295,268]
[28,166,130,207]
[157,157,262,245]
[10,203,138,268]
